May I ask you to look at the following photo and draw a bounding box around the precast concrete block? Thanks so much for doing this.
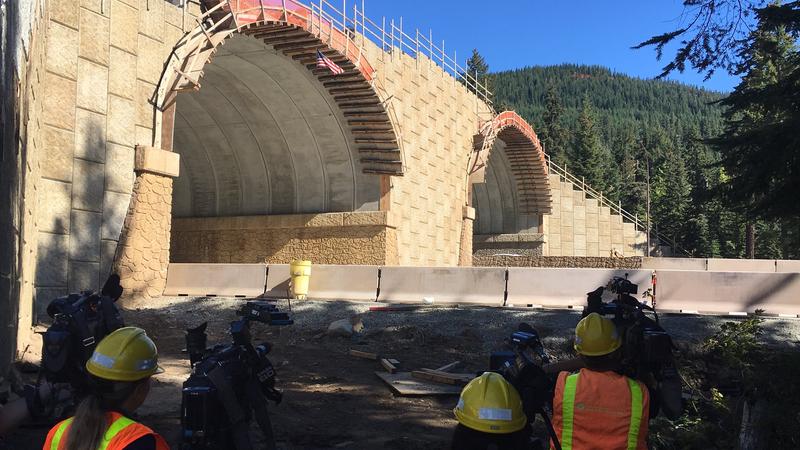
[79,9,110,66]
[75,108,107,162]
[69,261,101,292]
[102,191,130,240]
[305,265,379,301]
[35,287,69,321]
[111,0,139,54]
[46,22,78,79]
[71,159,105,212]
[43,73,77,130]
[105,143,135,193]
[76,59,109,114]
[587,226,599,244]
[136,80,156,127]
[587,241,599,257]
[507,268,654,308]
[51,0,79,28]
[164,263,267,297]
[38,179,72,234]
[107,96,136,146]
[706,258,777,273]
[136,35,165,84]
[82,0,110,17]
[69,209,102,262]
[138,0,165,41]
[135,126,152,146]
[377,266,506,305]
[42,126,75,182]
[36,232,69,286]
[777,260,800,273]
[109,48,136,99]
[100,239,117,281]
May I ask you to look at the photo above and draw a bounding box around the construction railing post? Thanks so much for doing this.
[416,29,420,66]
[281,0,287,21]
[390,19,394,60]
[343,0,348,57]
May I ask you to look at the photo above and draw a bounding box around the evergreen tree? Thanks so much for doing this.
[540,86,569,165]
[572,96,608,191]
[652,146,692,247]
[464,49,490,96]
[710,10,799,219]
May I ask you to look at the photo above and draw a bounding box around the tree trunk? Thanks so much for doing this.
[745,223,756,259]
[739,397,768,449]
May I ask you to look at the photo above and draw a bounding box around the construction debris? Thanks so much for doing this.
[411,369,474,386]
[434,361,461,372]
[374,371,463,396]
[380,358,398,374]
[349,349,378,360]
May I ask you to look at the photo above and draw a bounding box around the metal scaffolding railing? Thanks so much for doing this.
[210,0,494,105]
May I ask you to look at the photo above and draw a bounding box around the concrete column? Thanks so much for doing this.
[459,206,475,266]
[113,146,179,305]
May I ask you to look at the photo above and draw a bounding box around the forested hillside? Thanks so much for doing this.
[488,64,798,259]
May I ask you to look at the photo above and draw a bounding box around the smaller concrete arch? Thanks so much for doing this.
[470,111,552,215]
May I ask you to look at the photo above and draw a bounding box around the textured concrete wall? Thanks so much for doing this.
[1,0,47,368]
[474,255,643,269]
[361,45,494,266]
[32,0,198,314]
[543,174,646,257]
[170,212,395,265]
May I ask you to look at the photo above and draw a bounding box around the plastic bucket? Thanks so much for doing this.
[289,260,312,299]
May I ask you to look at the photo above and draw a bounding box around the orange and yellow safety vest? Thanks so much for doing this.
[42,411,169,450]
[552,368,650,450]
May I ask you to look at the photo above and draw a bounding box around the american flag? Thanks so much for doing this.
[317,50,344,75]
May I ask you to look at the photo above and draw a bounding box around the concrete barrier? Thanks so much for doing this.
[307,265,379,301]
[377,266,506,305]
[655,270,800,315]
[642,257,707,271]
[506,268,654,308]
[263,264,291,298]
[164,263,267,297]
[706,258,777,272]
[776,260,800,273]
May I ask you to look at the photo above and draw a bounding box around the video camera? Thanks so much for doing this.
[40,274,125,394]
[181,301,293,450]
[585,275,682,419]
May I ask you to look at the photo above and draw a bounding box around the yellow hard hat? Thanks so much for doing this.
[453,372,527,434]
[86,327,163,382]
[574,313,621,356]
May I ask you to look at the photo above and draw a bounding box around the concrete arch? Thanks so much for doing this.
[471,111,552,217]
[152,0,406,180]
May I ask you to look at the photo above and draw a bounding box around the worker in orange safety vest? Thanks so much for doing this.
[43,327,169,450]
[551,313,650,450]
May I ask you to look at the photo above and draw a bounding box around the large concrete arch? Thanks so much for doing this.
[170,34,380,217]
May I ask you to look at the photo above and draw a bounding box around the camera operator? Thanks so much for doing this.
[551,313,650,450]
[0,381,70,437]
[42,327,169,450]
[451,372,532,450]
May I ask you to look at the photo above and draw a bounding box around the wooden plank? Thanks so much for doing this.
[380,358,397,374]
[349,349,378,360]
[411,369,473,385]
[387,359,400,365]
[375,371,462,396]
[434,361,461,373]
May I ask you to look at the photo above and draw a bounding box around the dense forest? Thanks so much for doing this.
[484,63,799,259]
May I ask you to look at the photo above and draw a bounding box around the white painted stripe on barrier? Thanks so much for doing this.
[506,268,654,308]
[655,270,800,316]
[307,265,379,301]
[377,266,506,305]
[164,263,267,297]
[264,265,291,298]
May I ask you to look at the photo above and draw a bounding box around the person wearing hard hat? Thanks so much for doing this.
[42,327,170,450]
[551,313,650,450]
[451,372,532,450]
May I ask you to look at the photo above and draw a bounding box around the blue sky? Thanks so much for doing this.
[357,0,743,93]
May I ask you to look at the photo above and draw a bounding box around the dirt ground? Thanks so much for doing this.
[4,296,799,449]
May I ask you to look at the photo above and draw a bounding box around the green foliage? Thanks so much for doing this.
[464,49,491,95]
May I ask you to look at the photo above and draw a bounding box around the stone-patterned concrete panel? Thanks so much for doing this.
[76,59,109,114]
[69,209,102,262]
[111,0,139,54]
[75,108,107,162]
[41,126,75,182]
[69,261,100,292]
[35,233,69,287]
[37,179,72,234]
[102,191,131,240]
[109,48,137,99]
[43,73,77,130]
[107,96,136,146]
[71,159,105,212]
[79,8,110,66]
[46,21,78,78]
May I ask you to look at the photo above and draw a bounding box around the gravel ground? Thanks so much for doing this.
[4,296,798,450]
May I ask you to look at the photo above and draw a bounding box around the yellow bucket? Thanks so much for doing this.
[289,260,312,299]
